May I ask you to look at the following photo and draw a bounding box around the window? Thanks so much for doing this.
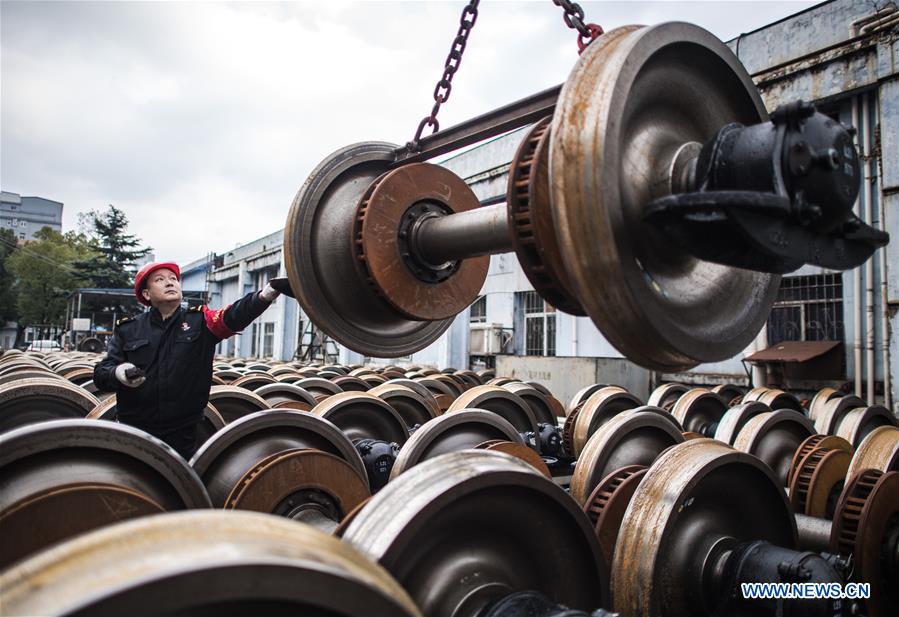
[470,296,486,323]
[263,323,275,358]
[250,323,259,357]
[520,290,556,356]
[767,274,844,345]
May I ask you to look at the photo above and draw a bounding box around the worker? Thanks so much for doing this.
[93,261,294,459]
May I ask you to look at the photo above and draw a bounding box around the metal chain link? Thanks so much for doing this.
[409,0,480,150]
[551,0,603,54]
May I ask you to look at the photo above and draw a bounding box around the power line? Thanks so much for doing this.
[0,234,86,277]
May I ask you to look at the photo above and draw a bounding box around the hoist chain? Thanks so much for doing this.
[408,0,480,151]
[408,0,603,151]
[551,0,604,53]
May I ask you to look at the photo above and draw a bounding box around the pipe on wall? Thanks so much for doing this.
[852,97,863,398]
[874,93,892,410]
[863,92,876,405]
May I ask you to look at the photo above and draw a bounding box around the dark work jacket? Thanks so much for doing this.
[94,291,270,433]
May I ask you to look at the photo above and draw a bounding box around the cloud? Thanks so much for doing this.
[2,0,818,265]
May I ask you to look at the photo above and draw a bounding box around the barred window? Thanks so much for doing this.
[767,274,844,345]
[263,323,275,358]
[519,291,556,356]
[470,295,487,323]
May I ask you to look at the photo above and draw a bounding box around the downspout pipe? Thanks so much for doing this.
[852,97,863,398]
[863,93,876,405]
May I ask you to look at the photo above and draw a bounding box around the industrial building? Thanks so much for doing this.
[0,191,63,241]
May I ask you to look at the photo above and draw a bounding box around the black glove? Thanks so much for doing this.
[268,277,296,298]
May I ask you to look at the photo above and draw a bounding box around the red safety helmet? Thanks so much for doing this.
[134,261,181,306]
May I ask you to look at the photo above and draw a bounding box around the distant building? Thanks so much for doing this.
[0,191,63,240]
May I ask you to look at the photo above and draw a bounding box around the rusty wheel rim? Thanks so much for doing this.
[813,394,865,435]
[391,409,523,480]
[829,469,899,617]
[191,410,367,506]
[0,510,422,617]
[344,451,607,616]
[572,387,643,457]
[713,401,771,445]
[474,439,552,478]
[207,385,270,423]
[846,426,899,480]
[226,448,370,530]
[670,388,728,437]
[733,409,815,486]
[584,464,648,580]
[647,383,689,411]
[571,409,683,505]
[788,446,850,518]
[835,405,897,449]
[550,23,775,371]
[285,142,456,357]
[501,382,557,426]
[612,439,796,617]
[808,387,843,421]
[368,383,439,429]
[0,377,100,434]
[0,419,211,569]
[787,434,852,486]
[312,391,409,445]
[507,116,585,315]
[448,385,539,438]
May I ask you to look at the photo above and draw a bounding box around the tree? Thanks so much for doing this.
[0,228,20,326]
[76,205,152,288]
[6,228,95,326]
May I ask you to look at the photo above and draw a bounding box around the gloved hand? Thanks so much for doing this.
[260,277,295,302]
[115,363,146,388]
[268,277,295,298]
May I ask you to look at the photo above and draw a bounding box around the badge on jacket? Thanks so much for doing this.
[181,322,190,331]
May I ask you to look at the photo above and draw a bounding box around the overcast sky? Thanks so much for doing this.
[2,0,819,266]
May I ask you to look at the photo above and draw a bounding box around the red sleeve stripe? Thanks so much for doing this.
[204,305,236,339]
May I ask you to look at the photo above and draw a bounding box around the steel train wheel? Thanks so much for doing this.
[390,409,524,480]
[0,511,422,617]
[670,388,728,437]
[207,385,270,423]
[254,382,318,409]
[550,23,776,371]
[788,446,850,518]
[0,419,211,569]
[191,410,368,507]
[845,426,899,480]
[813,394,865,435]
[568,383,613,414]
[447,385,540,438]
[368,383,440,428]
[829,469,899,617]
[285,142,458,357]
[225,448,369,531]
[570,409,684,504]
[312,391,409,445]
[713,401,770,445]
[501,381,558,425]
[612,439,796,617]
[0,376,100,433]
[787,434,852,486]
[835,405,897,448]
[571,387,643,457]
[474,439,552,478]
[584,465,649,578]
[733,409,815,486]
[646,382,689,411]
[808,387,844,421]
[344,451,607,616]
[710,383,744,407]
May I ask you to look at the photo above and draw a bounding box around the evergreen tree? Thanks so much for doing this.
[76,205,152,288]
